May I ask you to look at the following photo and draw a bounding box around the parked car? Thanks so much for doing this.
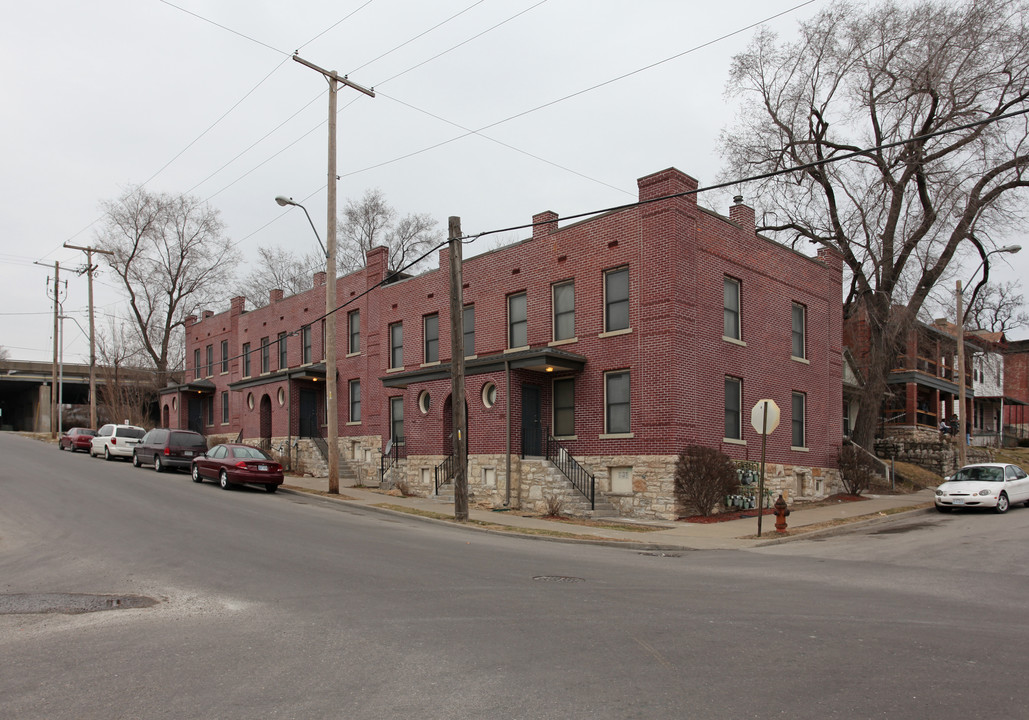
[191,443,284,492]
[89,424,146,461]
[935,463,1029,514]
[59,427,96,452]
[133,429,208,472]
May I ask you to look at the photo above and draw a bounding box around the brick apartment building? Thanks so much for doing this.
[162,167,845,520]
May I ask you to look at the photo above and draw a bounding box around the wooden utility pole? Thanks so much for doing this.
[956,280,967,468]
[292,54,374,494]
[51,262,60,437]
[65,243,114,430]
[448,217,468,521]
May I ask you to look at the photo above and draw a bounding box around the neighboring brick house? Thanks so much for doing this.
[162,167,845,520]
[1002,339,1029,439]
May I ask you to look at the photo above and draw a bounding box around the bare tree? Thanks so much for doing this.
[96,187,238,384]
[235,245,322,309]
[721,0,1029,447]
[337,188,440,275]
[958,281,1029,333]
[95,319,156,427]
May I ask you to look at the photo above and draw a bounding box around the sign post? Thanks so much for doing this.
[750,399,780,537]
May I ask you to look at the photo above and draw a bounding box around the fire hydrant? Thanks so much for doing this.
[774,494,790,533]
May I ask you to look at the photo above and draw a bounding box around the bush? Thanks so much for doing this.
[674,446,740,516]
[542,494,565,517]
[837,444,878,496]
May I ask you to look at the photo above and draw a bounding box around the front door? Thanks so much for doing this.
[521,385,542,456]
[299,388,318,437]
[187,397,203,434]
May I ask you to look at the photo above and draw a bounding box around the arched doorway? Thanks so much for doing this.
[442,394,470,454]
[259,394,272,452]
[162,403,170,428]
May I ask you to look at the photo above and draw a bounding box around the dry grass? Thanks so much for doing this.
[740,501,934,539]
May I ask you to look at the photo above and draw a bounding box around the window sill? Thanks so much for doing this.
[599,328,632,339]
[722,336,746,347]
[553,435,578,441]
[465,354,478,360]
[505,346,530,354]
[385,367,405,374]
[723,437,747,446]
[346,352,360,358]
[346,421,361,426]
[791,446,809,452]
[549,338,578,347]
[791,356,810,365]
[599,432,634,440]
[420,361,441,368]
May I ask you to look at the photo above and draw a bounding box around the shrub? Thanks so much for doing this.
[674,446,740,516]
[837,444,878,496]
[542,494,565,517]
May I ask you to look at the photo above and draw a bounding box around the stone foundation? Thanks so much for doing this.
[874,437,992,477]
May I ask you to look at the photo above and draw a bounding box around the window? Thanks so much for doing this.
[320,319,326,361]
[553,281,575,341]
[242,342,251,377]
[278,332,287,370]
[792,392,806,448]
[390,396,404,443]
[349,310,360,354]
[553,378,575,437]
[205,344,213,377]
[193,349,201,380]
[508,292,527,348]
[843,400,851,437]
[221,391,229,424]
[463,304,475,356]
[725,377,742,440]
[605,371,631,434]
[605,267,629,332]
[482,381,497,408]
[792,302,806,359]
[260,337,270,374]
[389,322,403,369]
[724,277,741,340]
[349,380,361,423]
[423,313,439,363]
[302,325,312,364]
[220,340,229,373]
[418,390,431,414]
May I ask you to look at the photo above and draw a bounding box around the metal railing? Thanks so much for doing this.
[310,434,328,462]
[434,454,456,494]
[379,437,406,485]
[545,428,594,510]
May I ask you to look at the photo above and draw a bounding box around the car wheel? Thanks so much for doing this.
[132,453,141,468]
[264,484,278,494]
[995,492,1009,514]
[59,442,65,451]
[104,447,112,461]
[219,470,232,490]
[191,465,203,483]
[154,456,163,473]
[935,504,951,513]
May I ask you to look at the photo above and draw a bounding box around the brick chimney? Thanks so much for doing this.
[313,271,327,287]
[533,211,559,241]
[728,195,755,235]
[229,296,246,316]
[637,167,698,204]
[202,310,214,320]
[269,288,284,304]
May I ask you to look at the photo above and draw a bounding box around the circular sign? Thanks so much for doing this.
[751,399,780,435]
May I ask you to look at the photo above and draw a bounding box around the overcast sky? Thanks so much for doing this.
[2,0,1025,364]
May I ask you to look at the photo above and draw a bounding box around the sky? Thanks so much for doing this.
[2,0,1026,364]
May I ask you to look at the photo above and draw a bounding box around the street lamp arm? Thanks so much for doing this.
[962,243,1021,325]
[275,196,327,258]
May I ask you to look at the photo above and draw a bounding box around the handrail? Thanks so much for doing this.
[379,437,406,484]
[434,454,455,494]
[545,428,595,510]
[310,434,328,462]
[845,438,892,488]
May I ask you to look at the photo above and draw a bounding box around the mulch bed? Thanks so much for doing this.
[678,493,869,523]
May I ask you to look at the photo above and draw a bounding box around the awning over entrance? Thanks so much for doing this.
[162,378,216,396]
[381,347,587,389]
[227,363,328,392]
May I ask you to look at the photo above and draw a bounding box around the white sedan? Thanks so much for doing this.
[935,463,1029,514]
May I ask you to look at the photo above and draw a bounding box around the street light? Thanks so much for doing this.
[276,194,339,494]
[955,243,1021,467]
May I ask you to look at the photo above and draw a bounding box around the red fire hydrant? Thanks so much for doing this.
[774,494,790,533]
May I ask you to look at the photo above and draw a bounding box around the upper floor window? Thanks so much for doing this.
[278,332,287,370]
[390,396,404,443]
[508,293,527,349]
[220,340,229,373]
[260,337,270,374]
[605,267,629,332]
[389,322,403,369]
[553,281,575,341]
[553,378,575,437]
[725,376,742,440]
[320,319,326,361]
[792,391,807,449]
[463,304,475,357]
[605,370,631,435]
[242,342,251,377]
[193,349,201,380]
[724,277,741,340]
[205,344,213,377]
[350,379,361,423]
[423,314,439,363]
[792,302,806,359]
[301,325,312,364]
[349,310,360,354]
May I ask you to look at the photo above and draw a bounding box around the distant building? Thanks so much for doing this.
[163,168,845,519]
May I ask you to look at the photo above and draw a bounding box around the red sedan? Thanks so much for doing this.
[191,443,283,492]
[59,427,97,453]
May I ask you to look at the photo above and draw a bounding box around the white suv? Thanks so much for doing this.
[90,424,146,461]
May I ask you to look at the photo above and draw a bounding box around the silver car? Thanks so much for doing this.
[89,424,146,461]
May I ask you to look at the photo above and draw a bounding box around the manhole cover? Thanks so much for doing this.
[532,575,585,583]
[0,593,159,615]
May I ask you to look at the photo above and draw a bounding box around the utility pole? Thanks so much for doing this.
[35,260,64,437]
[448,217,468,521]
[956,280,967,468]
[292,53,374,495]
[65,243,114,430]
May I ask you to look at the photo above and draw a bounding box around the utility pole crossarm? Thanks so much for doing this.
[292,54,375,97]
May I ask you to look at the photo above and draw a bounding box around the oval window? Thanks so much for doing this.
[482,381,497,408]
[418,390,430,414]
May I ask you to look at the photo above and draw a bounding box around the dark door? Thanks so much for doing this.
[521,385,542,456]
[187,398,203,434]
[299,388,318,438]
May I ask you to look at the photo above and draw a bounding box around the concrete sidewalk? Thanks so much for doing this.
[280,475,936,551]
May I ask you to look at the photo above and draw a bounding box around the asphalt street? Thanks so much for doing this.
[2,432,1026,719]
